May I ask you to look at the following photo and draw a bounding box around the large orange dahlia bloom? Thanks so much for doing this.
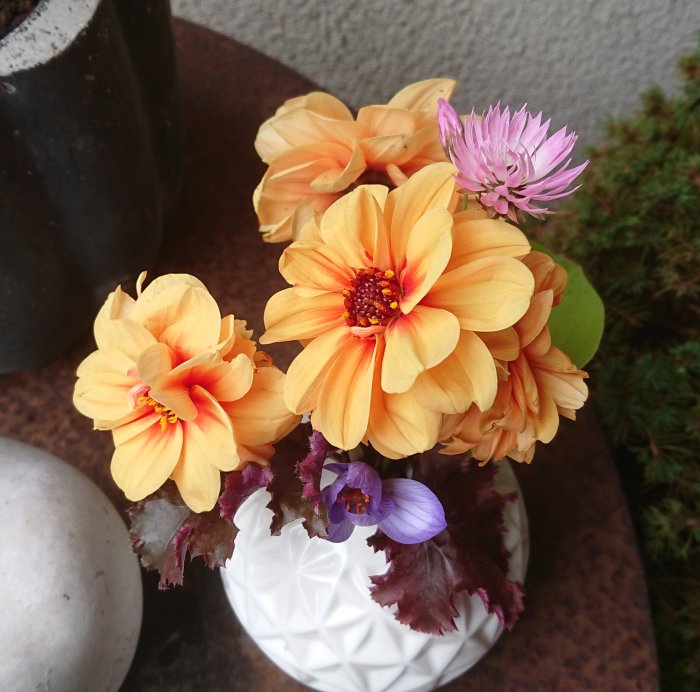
[260,163,536,457]
[254,79,456,243]
[73,274,299,512]
[440,252,589,463]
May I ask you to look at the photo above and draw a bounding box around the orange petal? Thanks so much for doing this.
[184,385,239,471]
[319,186,390,269]
[132,278,222,358]
[516,289,553,348]
[385,163,457,272]
[284,326,349,414]
[368,383,442,459]
[387,79,457,114]
[255,102,358,163]
[382,306,460,393]
[111,415,182,501]
[310,333,377,450]
[447,216,531,271]
[477,328,520,361]
[412,330,497,413]
[224,366,300,445]
[311,142,366,193]
[279,240,354,291]
[400,207,453,312]
[261,288,345,344]
[425,256,534,332]
[186,352,255,403]
[73,351,139,425]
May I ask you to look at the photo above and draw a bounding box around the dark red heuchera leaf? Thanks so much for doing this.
[219,463,273,523]
[128,480,237,589]
[295,430,330,513]
[266,424,329,538]
[367,452,524,634]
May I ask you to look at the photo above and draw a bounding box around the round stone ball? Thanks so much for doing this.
[0,437,143,692]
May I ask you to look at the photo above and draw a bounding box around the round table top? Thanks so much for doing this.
[0,18,659,691]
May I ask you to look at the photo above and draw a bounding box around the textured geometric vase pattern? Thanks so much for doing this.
[221,461,528,692]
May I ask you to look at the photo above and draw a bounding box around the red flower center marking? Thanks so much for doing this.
[337,486,371,515]
[138,394,179,431]
[343,267,402,328]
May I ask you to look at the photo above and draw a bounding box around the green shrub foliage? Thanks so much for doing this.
[543,39,700,691]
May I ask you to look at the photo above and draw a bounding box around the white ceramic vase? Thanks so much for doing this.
[221,461,528,692]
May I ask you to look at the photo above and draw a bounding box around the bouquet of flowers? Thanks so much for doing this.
[73,79,603,636]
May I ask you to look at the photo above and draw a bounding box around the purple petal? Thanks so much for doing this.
[377,478,447,544]
[322,485,347,524]
[327,518,355,543]
[344,462,383,512]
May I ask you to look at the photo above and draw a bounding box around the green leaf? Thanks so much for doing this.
[532,242,605,368]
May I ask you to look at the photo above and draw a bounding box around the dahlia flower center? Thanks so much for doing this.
[137,394,179,431]
[342,267,401,328]
[337,486,371,515]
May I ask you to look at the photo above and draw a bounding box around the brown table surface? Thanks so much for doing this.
[0,18,659,692]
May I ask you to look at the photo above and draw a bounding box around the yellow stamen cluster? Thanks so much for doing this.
[342,267,401,328]
[138,395,179,431]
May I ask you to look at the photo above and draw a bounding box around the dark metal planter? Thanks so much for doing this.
[0,0,183,373]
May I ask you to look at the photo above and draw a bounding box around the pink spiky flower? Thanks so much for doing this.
[438,99,588,221]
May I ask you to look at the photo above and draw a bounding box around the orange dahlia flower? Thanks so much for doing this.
[253,79,456,243]
[440,252,588,463]
[260,163,535,457]
[73,273,299,512]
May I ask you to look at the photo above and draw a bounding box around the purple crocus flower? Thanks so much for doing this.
[437,98,588,222]
[321,461,447,544]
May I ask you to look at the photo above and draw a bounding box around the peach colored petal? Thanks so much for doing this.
[275,91,355,121]
[261,288,344,344]
[357,104,419,137]
[382,306,460,393]
[516,289,553,348]
[310,142,366,193]
[111,415,182,501]
[386,78,457,114]
[385,163,457,272]
[532,386,560,444]
[368,386,442,460]
[219,317,258,363]
[94,286,135,342]
[224,366,300,445]
[132,279,222,357]
[94,316,157,374]
[400,207,453,312]
[73,351,139,425]
[447,216,531,271]
[112,406,160,446]
[254,143,360,242]
[183,385,239,472]
[186,353,255,404]
[525,327,552,358]
[523,251,568,303]
[279,240,355,291]
[284,326,350,414]
[477,328,520,361]
[137,341,175,382]
[295,214,324,242]
[425,256,534,332]
[533,348,588,413]
[385,162,408,186]
[319,186,390,269]
[310,333,377,450]
[412,330,497,413]
[255,104,358,163]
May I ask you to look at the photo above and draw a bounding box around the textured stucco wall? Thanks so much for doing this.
[171,0,700,145]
